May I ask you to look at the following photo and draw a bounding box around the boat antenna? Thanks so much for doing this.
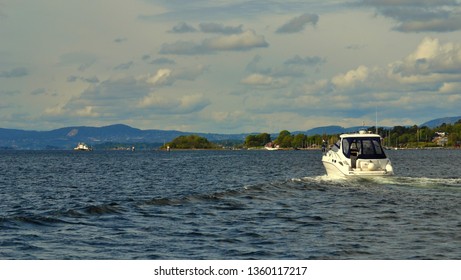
[375,106,378,134]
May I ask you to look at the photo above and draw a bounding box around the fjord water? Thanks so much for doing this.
[1,149,460,259]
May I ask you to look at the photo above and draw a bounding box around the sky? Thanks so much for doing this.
[1,0,461,133]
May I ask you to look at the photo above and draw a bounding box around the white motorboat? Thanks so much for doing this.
[264,142,280,151]
[74,142,92,151]
[322,130,393,177]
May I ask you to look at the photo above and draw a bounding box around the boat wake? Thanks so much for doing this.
[374,176,461,189]
[294,175,461,189]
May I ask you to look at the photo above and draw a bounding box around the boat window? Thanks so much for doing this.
[331,140,340,152]
[362,140,375,155]
[373,139,384,155]
[341,137,386,159]
[342,139,350,155]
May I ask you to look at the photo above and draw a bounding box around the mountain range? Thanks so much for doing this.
[1,116,460,150]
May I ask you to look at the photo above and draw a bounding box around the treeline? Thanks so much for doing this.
[244,120,461,149]
[371,120,461,148]
[244,130,324,149]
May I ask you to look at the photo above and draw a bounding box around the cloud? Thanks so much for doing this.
[58,51,97,71]
[160,29,268,55]
[67,75,100,84]
[203,29,269,51]
[169,22,197,33]
[360,0,461,32]
[0,67,28,78]
[345,44,366,50]
[143,65,207,86]
[277,36,461,122]
[45,77,149,121]
[199,23,243,34]
[172,64,208,81]
[75,106,100,117]
[284,55,325,66]
[150,57,176,65]
[245,54,324,82]
[113,61,134,70]
[438,82,461,94]
[114,37,127,43]
[241,73,274,85]
[141,1,337,22]
[46,64,209,121]
[159,41,209,55]
[331,65,370,89]
[137,93,211,114]
[390,37,461,78]
[145,68,172,86]
[30,88,47,96]
[83,76,100,84]
[0,89,20,96]
[276,13,319,33]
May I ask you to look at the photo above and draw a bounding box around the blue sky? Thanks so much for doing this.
[1,0,461,133]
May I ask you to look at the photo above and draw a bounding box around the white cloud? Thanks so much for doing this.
[205,29,268,51]
[44,104,65,116]
[138,93,210,114]
[75,106,99,117]
[142,66,206,86]
[145,69,172,85]
[389,37,461,82]
[137,93,179,109]
[439,82,461,94]
[241,73,273,85]
[331,65,369,89]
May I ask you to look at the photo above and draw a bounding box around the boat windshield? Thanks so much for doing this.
[342,137,386,159]
[331,140,340,152]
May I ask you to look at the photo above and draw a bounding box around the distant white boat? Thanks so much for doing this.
[74,142,92,151]
[322,130,394,177]
[264,142,280,151]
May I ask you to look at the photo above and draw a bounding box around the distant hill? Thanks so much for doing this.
[0,124,248,150]
[301,125,366,136]
[420,116,461,128]
[1,116,460,149]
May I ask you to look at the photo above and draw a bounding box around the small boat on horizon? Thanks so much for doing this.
[322,130,394,177]
[74,142,92,151]
[264,142,280,151]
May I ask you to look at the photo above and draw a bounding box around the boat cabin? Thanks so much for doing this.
[331,133,387,169]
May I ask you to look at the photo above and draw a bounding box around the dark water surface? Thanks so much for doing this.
[1,149,460,259]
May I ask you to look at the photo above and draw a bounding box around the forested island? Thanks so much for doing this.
[163,135,218,149]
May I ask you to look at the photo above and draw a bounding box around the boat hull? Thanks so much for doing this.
[322,159,393,178]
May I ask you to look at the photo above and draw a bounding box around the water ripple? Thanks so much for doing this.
[1,150,460,259]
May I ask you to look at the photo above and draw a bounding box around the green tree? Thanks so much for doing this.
[275,130,293,148]
[244,133,272,147]
[292,134,307,148]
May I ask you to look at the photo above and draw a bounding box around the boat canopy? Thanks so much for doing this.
[340,136,387,159]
